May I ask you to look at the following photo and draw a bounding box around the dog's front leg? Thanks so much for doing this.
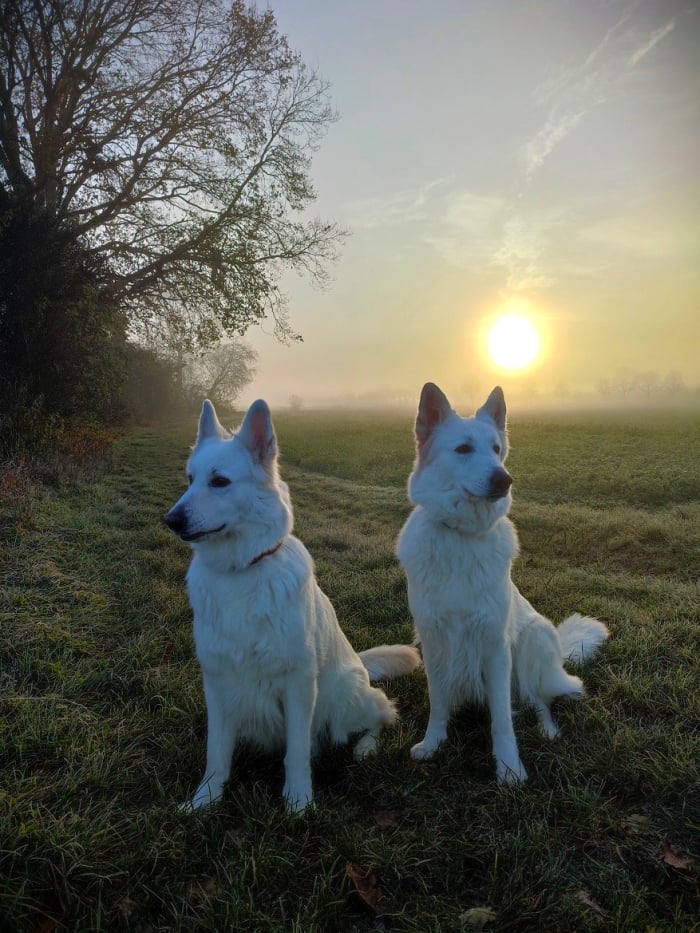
[411,636,450,760]
[186,672,237,810]
[483,641,527,784]
[282,675,317,813]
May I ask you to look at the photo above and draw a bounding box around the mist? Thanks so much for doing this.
[244,0,699,413]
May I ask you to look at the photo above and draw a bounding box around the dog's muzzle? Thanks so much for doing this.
[163,509,187,535]
[164,507,187,536]
[487,468,513,500]
[164,508,226,542]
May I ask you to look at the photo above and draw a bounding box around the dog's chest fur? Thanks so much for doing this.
[397,507,520,634]
[185,538,318,749]
[187,538,313,677]
[397,508,520,705]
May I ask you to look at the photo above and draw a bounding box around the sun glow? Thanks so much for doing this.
[487,313,541,371]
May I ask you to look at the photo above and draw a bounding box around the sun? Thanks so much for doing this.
[487,313,541,371]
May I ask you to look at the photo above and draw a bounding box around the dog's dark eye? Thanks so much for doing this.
[493,444,501,454]
[210,475,231,488]
[455,443,474,454]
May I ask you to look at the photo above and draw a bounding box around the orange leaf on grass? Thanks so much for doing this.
[621,813,651,835]
[346,862,385,914]
[374,810,401,830]
[660,839,694,871]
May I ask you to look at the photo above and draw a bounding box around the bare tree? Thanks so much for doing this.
[633,370,662,399]
[0,0,344,345]
[182,339,257,409]
[663,370,686,397]
[613,369,637,400]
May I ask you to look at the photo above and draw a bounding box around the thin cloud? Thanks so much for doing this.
[444,192,505,234]
[582,9,634,72]
[422,189,505,268]
[522,111,584,177]
[491,214,552,289]
[628,19,675,68]
[343,177,452,229]
[578,216,684,260]
[424,190,569,290]
[530,10,632,110]
[523,12,676,179]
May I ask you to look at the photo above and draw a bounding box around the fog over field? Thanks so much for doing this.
[244,0,699,411]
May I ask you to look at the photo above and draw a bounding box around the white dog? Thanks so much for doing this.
[396,383,609,783]
[165,398,420,812]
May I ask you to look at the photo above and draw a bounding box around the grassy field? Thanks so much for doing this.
[1,408,698,931]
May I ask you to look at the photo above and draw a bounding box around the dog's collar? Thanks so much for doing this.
[248,540,284,567]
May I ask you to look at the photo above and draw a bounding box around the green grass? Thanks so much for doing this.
[1,409,698,931]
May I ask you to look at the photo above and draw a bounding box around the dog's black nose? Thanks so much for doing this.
[164,509,186,534]
[488,468,513,500]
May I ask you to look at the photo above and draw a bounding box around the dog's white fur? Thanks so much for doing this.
[166,399,420,812]
[396,383,609,783]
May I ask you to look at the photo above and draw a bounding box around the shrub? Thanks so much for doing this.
[0,204,128,436]
[122,344,184,424]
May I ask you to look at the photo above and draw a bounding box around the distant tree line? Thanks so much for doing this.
[0,0,341,455]
[597,370,688,401]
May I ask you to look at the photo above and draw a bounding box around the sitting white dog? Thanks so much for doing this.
[166,398,420,812]
[396,383,609,783]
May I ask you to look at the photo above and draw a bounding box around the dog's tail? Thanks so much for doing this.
[558,613,609,665]
[359,645,422,681]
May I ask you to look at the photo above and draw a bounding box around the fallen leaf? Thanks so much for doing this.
[115,897,139,920]
[660,839,694,871]
[460,906,497,929]
[404,756,424,769]
[161,641,176,662]
[200,877,222,896]
[186,877,223,901]
[621,813,651,835]
[34,919,60,933]
[346,862,385,914]
[528,891,545,910]
[575,890,610,920]
[374,810,401,830]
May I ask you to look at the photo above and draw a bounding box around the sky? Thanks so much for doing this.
[243,0,699,410]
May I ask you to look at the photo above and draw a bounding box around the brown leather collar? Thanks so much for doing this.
[249,540,284,567]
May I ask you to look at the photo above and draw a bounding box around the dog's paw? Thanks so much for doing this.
[353,733,378,759]
[180,781,224,813]
[533,704,560,739]
[283,781,313,814]
[178,797,211,814]
[178,799,199,814]
[538,719,560,740]
[410,739,441,761]
[496,758,528,785]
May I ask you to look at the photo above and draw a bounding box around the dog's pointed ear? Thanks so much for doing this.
[416,382,453,448]
[476,386,507,432]
[197,399,229,443]
[239,399,277,466]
